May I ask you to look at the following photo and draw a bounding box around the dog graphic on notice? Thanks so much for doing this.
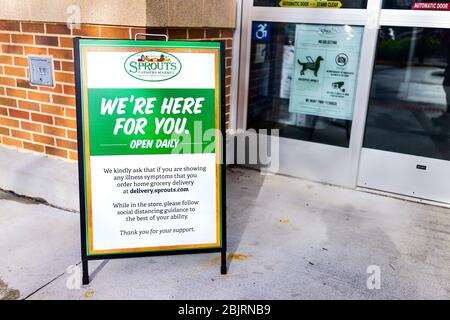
[298,56,324,77]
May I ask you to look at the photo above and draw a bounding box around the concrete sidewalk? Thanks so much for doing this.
[1,150,450,299]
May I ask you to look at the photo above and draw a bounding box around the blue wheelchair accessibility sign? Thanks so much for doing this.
[252,22,272,42]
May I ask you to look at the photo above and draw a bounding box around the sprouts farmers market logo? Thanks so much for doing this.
[124,50,182,81]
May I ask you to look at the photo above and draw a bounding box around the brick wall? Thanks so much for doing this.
[0,20,233,161]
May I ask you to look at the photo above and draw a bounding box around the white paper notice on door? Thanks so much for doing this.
[288,24,363,120]
[280,45,295,99]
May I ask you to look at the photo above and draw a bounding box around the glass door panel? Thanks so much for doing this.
[238,1,380,186]
[246,22,364,148]
[364,26,450,160]
[358,25,450,202]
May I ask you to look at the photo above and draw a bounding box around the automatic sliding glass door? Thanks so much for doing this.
[246,22,363,148]
[358,6,450,203]
[238,0,380,187]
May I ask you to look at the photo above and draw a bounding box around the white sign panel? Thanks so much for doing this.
[289,24,363,120]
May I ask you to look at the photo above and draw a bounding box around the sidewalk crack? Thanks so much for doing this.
[0,188,79,214]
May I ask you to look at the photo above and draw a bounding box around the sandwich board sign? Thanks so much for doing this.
[74,38,226,284]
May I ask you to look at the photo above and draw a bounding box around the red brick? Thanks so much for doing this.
[0,116,19,128]
[0,55,13,64]
[2,136,22,147]
[67,129,77,140]
[0,21,21,31]
[41,104,65,116]
[55,117,76,129]
[6,88,26,99]
[0,76,15,86]
[168,29,187,40]
[225,66,231,77]
[0,106,7,115]
[0,96,17,107]
[45,146,67,158]
[4,66,25,77]
[45,23,71,35]
[48,48,73,60]
[11,128,31,140]
[39,84,63,94]
[52,94,75,106]
[24,46,47,55]
[21,120,42,133]
[205,28,220,38]
[59,37,74,48]
[11,34,34,44]
[21,22,45,33]
[35,35,59,47]
[43,125,66,137]
[61,61,74,72]
[131,28,146,40]
[28,91,50,103]
[63,84,75,95]
[33,133,54,145]
[225,57,231,68]
[69,150,78,161]
[23,141,45,153]
[0,33,10,43]
[147,28,168,37]
[54,72,74,84]
[100,26,130,39]
[65,107,76,118]
[9,108,29,120]
[0,126,9,135]
[2,44,23,55]
[73,25,100,37]
[31,112,53,124]
[188,28,205,39]
[53,60,61,71]
[56,138,77,150]
[221,29,234,38]
[16,78,34,89]
[18,100,40,112]
[13,56,28,67]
